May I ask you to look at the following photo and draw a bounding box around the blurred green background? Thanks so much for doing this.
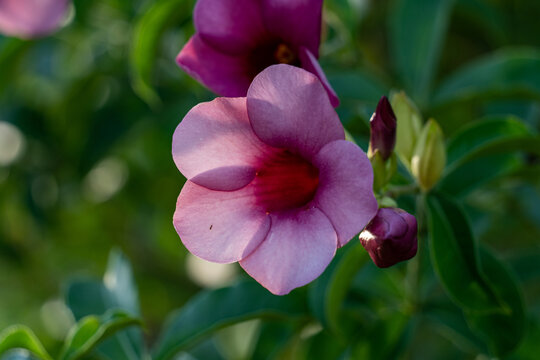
[1,0,539,359]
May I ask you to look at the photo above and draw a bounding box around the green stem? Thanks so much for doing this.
[405,194,427,312]
[385,184,420,198]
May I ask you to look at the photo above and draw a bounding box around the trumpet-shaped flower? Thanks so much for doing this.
[0,0,69,39]
[359,207,417,268]
[176,0,339,107]
[173,65,376,295]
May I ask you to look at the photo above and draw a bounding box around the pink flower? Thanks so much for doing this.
[172,65,377,295]
[176,0,339,107]
[0,0,70,39]
[359,207,418,268]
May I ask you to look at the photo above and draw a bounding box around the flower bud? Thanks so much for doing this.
[390,91,422,168]
[411,119,446,192]
[368,96,396,161]
[359,208,418,268]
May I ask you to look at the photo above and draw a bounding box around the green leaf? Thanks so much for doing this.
[426,195,527,356]
[508,248,540,283]
[438,153,522,197]
[423,303,487,354]
[388,0,455,105]
[0,38,30,93]
[465,247,526,357]
[0,326,52,360]
[309,241,369,336]
[327,71,389,103]
[65,250,145,360]
[425,195,503,312]
[433,48,540,106]
[250,322,297,360]
[511,317,540,360]
[60,310,142,360]
[305,330,348,360]
[130,0,193,108]
[103,249,140,316]
[438,116,540,196]
[444,116,540,174]
[152,280,308,360]
[454,0,507,45]
[1,349,37,360]
[445,116,531,170]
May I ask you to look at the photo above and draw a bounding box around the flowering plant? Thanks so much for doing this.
[0,0,539,359]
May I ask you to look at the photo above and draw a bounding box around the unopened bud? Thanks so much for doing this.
[390,91,422,168]
[411,119,446,192]
[368,96,396,161]
[359,208,418,268]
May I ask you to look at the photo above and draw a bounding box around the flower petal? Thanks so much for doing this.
[240,208,337,295]
[246,65,344,160]
[299,47,340,108]
[193,0,267,55]
[173,97,276,191]
[0,0,69,38]
[177,35,252,97]
[174,181,271,263]
[313,140,378,247]
[261,0,322,57]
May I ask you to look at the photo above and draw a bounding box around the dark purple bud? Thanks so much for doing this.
[359,207,417,268]
[369,96,397,161]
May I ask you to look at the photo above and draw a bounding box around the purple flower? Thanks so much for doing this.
[172,65,377,295]
[176,0,339,107]
[0,0,70,39]
[369,96,397,161]
[359,207,417,268]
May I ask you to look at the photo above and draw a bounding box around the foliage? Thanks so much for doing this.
[1,0,540,359]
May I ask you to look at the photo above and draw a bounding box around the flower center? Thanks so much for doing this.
[273,43,297,64]
[253,150,319,213]
[248,41,300,78]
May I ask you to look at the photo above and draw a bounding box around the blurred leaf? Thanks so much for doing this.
[327,71,389,103]
[465,247,526,357]
[103,249,140,316]
[65,250,145,360]
[438,153,522,197]
[439,116,540,196]
[445,116,531,170]
[433,48,540,106]
[426,195,526,356]
[388,0,455,105]
[511,318,540,360]
[0,326,52,360]
[185,338,226,360]
[454,0,507,46]
[152,280,308,360]
[352,312,414,360]
[425,194,503,312]
[1,349,38,360]
[309,241,368,336]
[250,322,297,360]
[0,38,30,93]
[423,303,487,354]
[60,310,142,360]
[130,0,192,108]
[508,248,540,282]
[305,330,348,360]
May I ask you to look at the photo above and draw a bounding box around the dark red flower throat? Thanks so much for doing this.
[254,150,319,213]
[248,40,300,78]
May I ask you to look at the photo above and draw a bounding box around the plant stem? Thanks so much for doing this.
[385,183,420,198]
